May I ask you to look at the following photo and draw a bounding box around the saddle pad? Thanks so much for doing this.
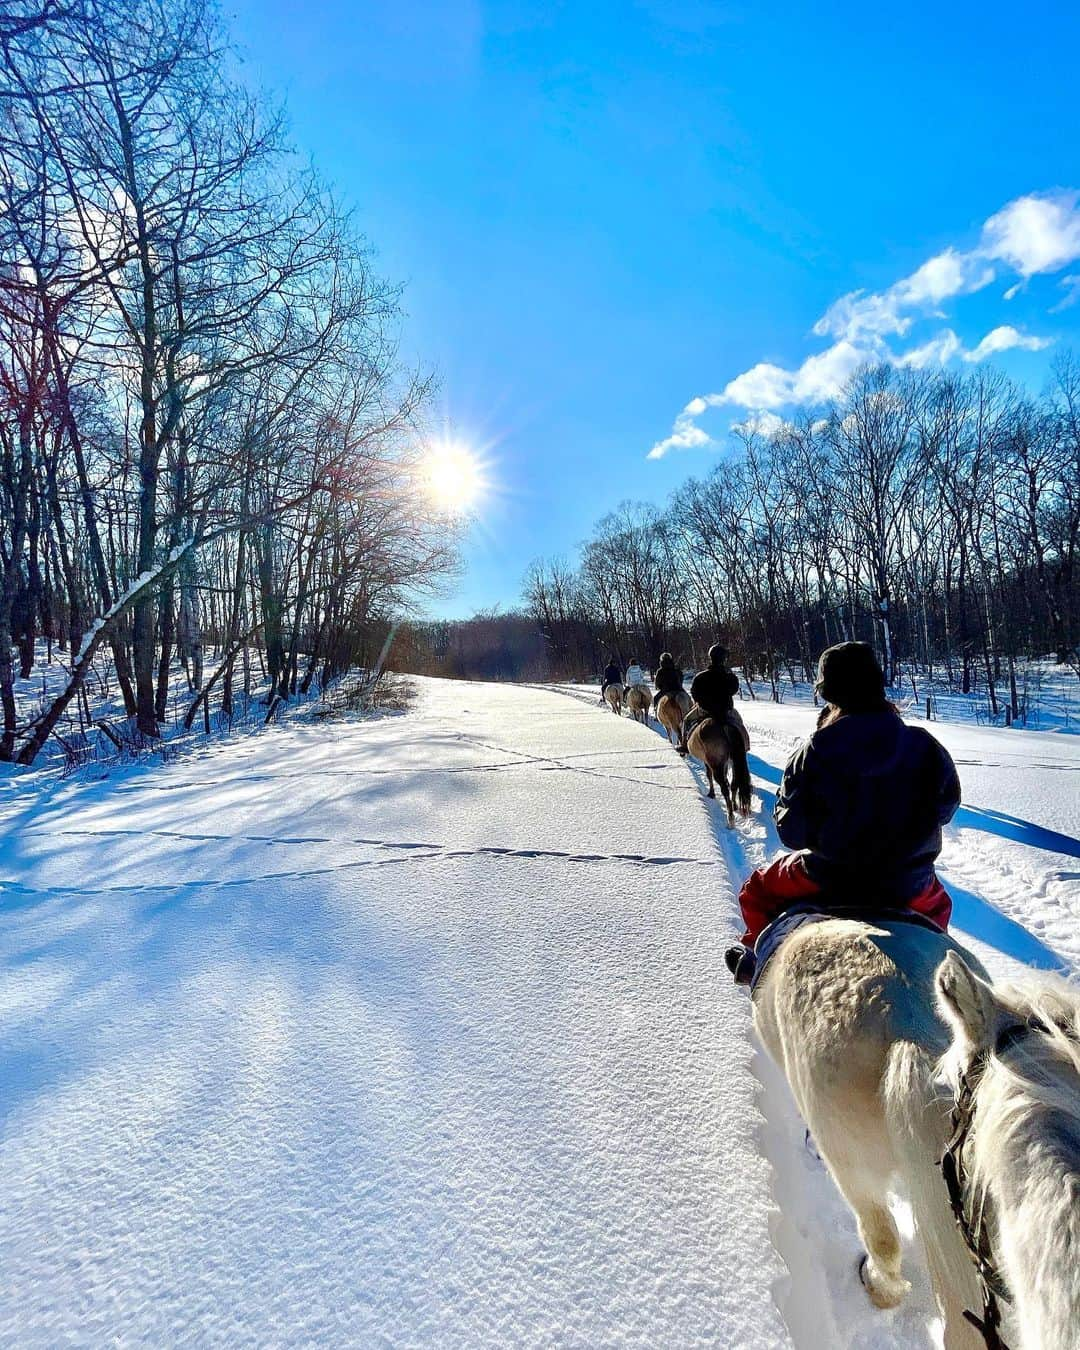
[748,903,945,993]
[749,907,832,993]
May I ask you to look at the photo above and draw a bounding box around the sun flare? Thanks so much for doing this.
[422,439,487,514]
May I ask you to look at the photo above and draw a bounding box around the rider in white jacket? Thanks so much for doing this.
[625,661,647,687]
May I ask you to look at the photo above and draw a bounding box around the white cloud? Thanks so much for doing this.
[980,191,1080,276]
[813,248,994,344]
[898,249,976,304]
[1051,274,1080,313]
[720,362,794,409]
[791,341,868,402]
[713,341,869,414]
[962,325,1054,363]
[647,186,1078,460]
[814,288,915,342]
[731,410,788,438]
[647,410,716,460]
[810,189,1080,349]
[895,329,963,369]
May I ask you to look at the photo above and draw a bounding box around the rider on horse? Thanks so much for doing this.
[727,641,959,983]
[600,657,623,704]
[651,652,684,708]
[677,643,741,755]
[625,659,648,689]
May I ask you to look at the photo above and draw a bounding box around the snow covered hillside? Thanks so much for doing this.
[1,678,1076,1347]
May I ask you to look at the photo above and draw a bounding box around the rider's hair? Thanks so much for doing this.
[659,651,673,664]
[708,643,728,667]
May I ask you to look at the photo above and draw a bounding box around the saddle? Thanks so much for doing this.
[740,901,945,992]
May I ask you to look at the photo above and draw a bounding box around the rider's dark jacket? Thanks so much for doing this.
[653,662,684,696]
[774,710,960,900]
[689,665,739,714]
[602,663,623,688]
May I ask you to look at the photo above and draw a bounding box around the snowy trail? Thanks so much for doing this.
[0,679,788,1348]
[2,680,1076,1348]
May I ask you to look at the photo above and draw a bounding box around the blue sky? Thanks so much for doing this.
[226,0,1080,616]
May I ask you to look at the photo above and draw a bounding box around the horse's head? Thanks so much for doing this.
[935,955,1080,1347]
[937,951,1080,1083]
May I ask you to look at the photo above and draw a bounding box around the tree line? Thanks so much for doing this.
[524,362,1079,715]
[0,0,458,763]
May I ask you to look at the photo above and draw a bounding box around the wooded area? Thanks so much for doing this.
[524,363,1079,712]
[0,0,457,763]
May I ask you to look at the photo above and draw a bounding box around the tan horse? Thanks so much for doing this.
[625,684,651,724]
[655,689,690,745]
[603,683,623,715]
[684,716,753,824]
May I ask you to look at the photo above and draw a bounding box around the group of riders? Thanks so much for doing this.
[601,644,747,755]
[600,640,961,986]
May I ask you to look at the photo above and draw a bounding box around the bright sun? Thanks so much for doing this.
[422,439,487,514]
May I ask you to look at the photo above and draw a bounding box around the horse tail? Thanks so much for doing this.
[881,1041,981,1329]
[726,725,753,816]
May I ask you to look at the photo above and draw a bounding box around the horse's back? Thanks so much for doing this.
[657,691,689,725]
[686,715,735,762]
[755,917,985,1070]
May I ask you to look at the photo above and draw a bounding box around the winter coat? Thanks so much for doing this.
[626,664,647,686]
[773,710,960,900]
[602,663,623,687]
[653,662,684,696]
[689,665,739,714]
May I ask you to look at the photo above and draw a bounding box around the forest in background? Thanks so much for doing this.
[0,0,458,764]
[404,362,1079,720]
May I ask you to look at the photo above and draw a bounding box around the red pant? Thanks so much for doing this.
[737,852,952,947]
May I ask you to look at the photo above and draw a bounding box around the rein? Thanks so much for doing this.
[939,1019,1049,1350]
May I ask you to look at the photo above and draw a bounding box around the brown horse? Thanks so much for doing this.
[655,690,690,745]
[685,716,753,824]
[625,684,651,724]
[603,683,623,716]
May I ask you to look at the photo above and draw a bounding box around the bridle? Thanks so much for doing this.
[938,1017,1055,1350]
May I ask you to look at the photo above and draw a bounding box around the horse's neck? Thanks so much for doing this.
[976,1061,1080,1345]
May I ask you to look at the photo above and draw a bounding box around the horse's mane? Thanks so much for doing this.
[961,974,1080,1225]
[994,976,1080,1082]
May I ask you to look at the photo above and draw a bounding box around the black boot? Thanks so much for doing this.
[724,944,755,986]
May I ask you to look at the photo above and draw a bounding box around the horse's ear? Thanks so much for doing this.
[936,951,996,1053]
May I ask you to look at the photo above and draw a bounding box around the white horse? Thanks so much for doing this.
[754,916,1080,1349]
[935,950,1080,1350]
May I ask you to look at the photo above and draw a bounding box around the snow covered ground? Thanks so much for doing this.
[10,639,307,774]
[741,658,1080,735]
[1,677,1076,1346]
